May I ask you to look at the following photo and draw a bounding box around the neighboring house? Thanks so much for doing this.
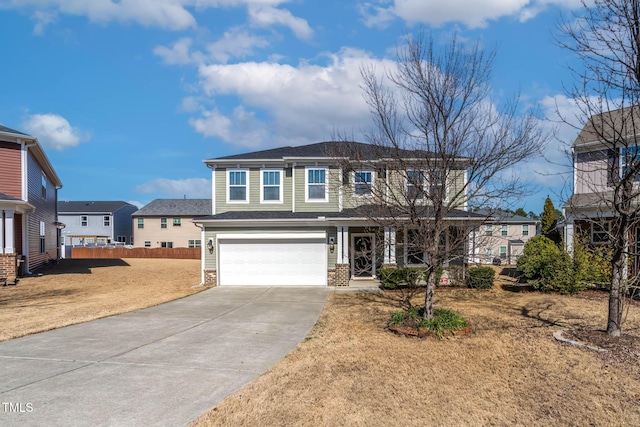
[470,210,537,265]
[194,141,484,287]
[132,199,211,248]
[58,201,138,247]
[0,124,62,278]
[564,108,640,274]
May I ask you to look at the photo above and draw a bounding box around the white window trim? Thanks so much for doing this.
[260,168,284,204]
[405,169,449,202]
[81,216,88,227]
[522,224,529,236]
[485,224,493,236]
[499,245,507,259]
[226,168,250,204]
[103,215,110,227]
[405,169,425,200]
[353,169,374,198]
[501,224,508,236]
[305,166,329,203]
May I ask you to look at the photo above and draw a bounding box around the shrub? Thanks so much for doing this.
[517,235,587,294]
[380,267,427,289]
[417,308,468,339]
[468,266,495,289]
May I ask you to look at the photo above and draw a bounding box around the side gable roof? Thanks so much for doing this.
[133,199,212,216]
[58,201,137,214]
[574,106,640,148]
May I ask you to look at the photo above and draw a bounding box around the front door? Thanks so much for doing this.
[351,234,375,278]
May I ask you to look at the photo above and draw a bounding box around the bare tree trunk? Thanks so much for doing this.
[607,227,628,336]
[423,268,436,319]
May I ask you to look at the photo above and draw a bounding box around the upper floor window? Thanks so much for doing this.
[103,216,110,227]
[621,145,640,182]
[485,225,493,236]
[41,174,47,199]
[173,218,181,226]
[81,216,88,227]
[228,169,248,202]
[354,170,373,196]
[406,170,425,200]
[501,224,508,236]
[161,218,167,229]
[591,222,610,244]
[306,167,328,202]
[137,218,144,229]
[522,224,529,236]
[261,169,282,203]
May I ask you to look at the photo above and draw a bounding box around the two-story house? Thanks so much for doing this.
[470,210,537,265]
[194,141,483,287]
[132,199,211,248]
[564,108,640,274]
[58,201,138,249]
[0,124,62,279]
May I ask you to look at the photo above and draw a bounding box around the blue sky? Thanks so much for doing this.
[0,0,586,214]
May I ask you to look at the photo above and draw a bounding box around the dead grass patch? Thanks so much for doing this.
[0,258,202,341]
[192,286,640,427]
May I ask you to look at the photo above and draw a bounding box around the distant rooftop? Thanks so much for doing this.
[58,201,136,214]
[133,199,212,216]
[0,124,29,136]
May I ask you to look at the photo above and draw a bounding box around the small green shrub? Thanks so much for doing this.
[468,266,495,289]
[380,267,427,289]
[390,311,405,326]
[417,308,468,338]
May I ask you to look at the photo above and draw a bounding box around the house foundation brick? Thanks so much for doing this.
[0,254,18,278]
[330,263,350,287]
[204,269,217,286]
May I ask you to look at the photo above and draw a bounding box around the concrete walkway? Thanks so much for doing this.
[0,287,329,426]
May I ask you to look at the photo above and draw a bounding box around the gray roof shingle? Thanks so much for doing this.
[0,192,22,201]
[58,201,136,214]
[133,199,212,216]
[0,124,29,136]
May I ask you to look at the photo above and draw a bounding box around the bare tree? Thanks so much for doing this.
[558,0,640,336]
[333,32,548,319]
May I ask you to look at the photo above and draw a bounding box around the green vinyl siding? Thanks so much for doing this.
[214,167,293,214]
[293,166,340,212]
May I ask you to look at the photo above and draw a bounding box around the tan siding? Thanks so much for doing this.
[133,216,203,248]
[0,142,22,198]
[26,151,58,271]
[575,149,610,194]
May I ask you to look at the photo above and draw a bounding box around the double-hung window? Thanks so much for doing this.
[485,225,493,236]
[161,218,167,229]
[81,216,88,227]
[103,216,110,227]
[354,170,373,196]
[621,145,640,182]
[306,167,328,202]
[500,246,507,260]
[428,170,447,201]
[501,224,508,236]
[173,218,181,226]
[522,224,529,236]
[228,169,248,202]
[591,222,610,244]
[137,218,144,229]
[406,170,425,200]
[261,169,282,203]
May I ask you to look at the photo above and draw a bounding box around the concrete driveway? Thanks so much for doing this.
[0,286,329,426]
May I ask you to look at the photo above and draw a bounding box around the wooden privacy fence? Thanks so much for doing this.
[70,247,200,259]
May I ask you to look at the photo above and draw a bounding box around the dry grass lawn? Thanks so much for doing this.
[0,258,202,341]
[192,280,640,426]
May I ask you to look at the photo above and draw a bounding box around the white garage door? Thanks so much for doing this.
[218,235,327,286]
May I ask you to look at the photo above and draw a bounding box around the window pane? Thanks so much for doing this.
[264,186,280,200]
[230,171,246,185]
[308,185,325,199]
[229,187,246,200]
[308,169,325,184]
[264,171,279,186]
[355,184,370,195]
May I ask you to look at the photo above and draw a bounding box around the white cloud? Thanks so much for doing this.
[134,177,212,198]
[206,27,270,63]
[188,48,396,147]
[359,0,584,28]
[22,113,89,150]
[153,37,202,65]
[248,5,313,39]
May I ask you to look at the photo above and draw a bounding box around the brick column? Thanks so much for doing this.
[0,254,18,278]
[204,269,217,286]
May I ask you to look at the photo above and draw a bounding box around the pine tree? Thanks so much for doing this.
[540,196,562,245]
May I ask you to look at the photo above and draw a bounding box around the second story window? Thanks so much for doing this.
[228,169,248,202]
[41,174,47,199]
[103,216,110,227]
[81,216,88,227]
[522,224,529,236]
[485,225,493,236]
[354,171,373,196]
[261,170,282,202]
[501,224,508,236]
[406,170,425,200]
[306,167,328,202]
[173,218,181,226]
[621,145,640,182]
[137,218,144,229]
[161,218,167,229]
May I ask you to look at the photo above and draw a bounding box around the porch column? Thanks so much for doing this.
[336,226,344,264]
[0,211,4,254]
[341,226,349,264]
[4,211,14,254]
[383,227,396,264]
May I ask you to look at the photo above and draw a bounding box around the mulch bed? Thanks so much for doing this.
[388,323,473,339]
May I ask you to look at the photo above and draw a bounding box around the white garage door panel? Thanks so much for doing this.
[218,238,326,286]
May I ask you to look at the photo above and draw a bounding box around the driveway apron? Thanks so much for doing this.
[0,286,329,426]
